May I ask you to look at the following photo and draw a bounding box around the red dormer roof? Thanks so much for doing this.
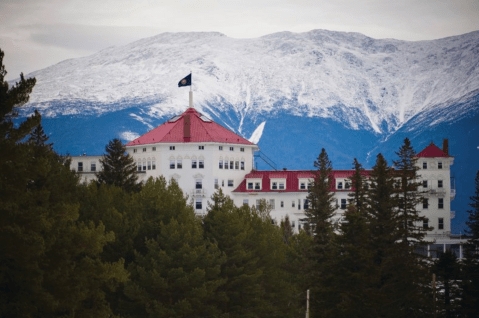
[126,108,255,146]
[234,170,371,193]
[416,142,450,158]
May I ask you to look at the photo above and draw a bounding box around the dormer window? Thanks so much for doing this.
[300,182,306,190]
[337,182,343,190]
[255,182,261,190]
[345,182,351,190]
[272,182,278,190]
[247,182,253,190]
[279,182,285,190]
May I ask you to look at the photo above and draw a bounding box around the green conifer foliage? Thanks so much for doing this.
[393,137,428,243]
[434,250,461,318]
[461,170,479,317]
[348,158,367,215]
[0,49,40,142]
[97,138,140,192]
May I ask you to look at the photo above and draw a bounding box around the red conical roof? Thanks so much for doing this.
[126,108,255,146]
[416,142,450,158]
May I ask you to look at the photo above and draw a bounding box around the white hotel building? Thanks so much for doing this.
[71,107,462,258]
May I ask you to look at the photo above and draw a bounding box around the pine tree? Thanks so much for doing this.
[28,123,53,150]
[303,148,337,317]
[461,170,479,317]
[348,158,367,215]
[434,250,461,318]
[0,49,40,142]
[393,137,428,244]
[97,138,140,192]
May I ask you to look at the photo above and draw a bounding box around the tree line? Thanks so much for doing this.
[1,48,479,317]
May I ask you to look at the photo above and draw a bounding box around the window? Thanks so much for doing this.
[91,162,96,172]
[241,161,245,170]
[279,182,285,190]
[292,221,295,228]
[137,161,142,171]
[196,199,202,210]
[272,182,278,190]
[243,199,249,205]
[337,182,343,190]
[423,198,428,209]
[143,148,146,152]
[423,180,428,188]
[147,160,151,170]
[438,198,444,209]
[255,182,261,190]
[281,201,284,208]
[199,160,204,169]
[235,161,239,170]
[133,149,137,153]
[152,147,156,151]
[228,180,234,187]
[340,199,347,209]
[170,160,175,169]
[143,160,146,171]
[247,182,253,190]
[298,199,301,210]
[199,145,204,150]
[256,199,261,210]
[152,160,156,170]
[300,182,306,190]
[438,161,443,169]
[308,182,312,190]
[78,162,83,172]
[219,146,223,151]
[196,179,202,189]
[192,159,197,169]
[292,200,295,208]
[423,162,427,169]
[215,179,219,189]
[224,160,228,170]
[438,180,443,188]
[229,161,234,169]
[345,182,351,190]
[304,199,309,210]
[438,218,444,230]
[229,147,234,151]
[170,146,175,150]
[219,160,223,169]
[240,147,244,152]
[222,180,224,187]
[423,219,429,229]
[270,199,275,209]
[177,160,182,169]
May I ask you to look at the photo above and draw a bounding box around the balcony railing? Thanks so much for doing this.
[191,189,207,197]
[450,189,456,200]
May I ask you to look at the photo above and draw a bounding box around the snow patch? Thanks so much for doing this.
[249,121,266,144]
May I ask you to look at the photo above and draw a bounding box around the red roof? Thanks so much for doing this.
[234,170,371,193]
[416,142,450,158]
[126,108,255,146]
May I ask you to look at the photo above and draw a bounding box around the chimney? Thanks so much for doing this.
[443,139,449,156]
[183,114,191,141]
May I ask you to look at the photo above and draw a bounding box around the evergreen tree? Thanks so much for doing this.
[97,138,140,192]
[366,153,430,317]
[280,215,294,244]
[348,158,368,215]
[461,170,479,317]
[434,250,461,318]
[393,137,428,244]
[304,148,337,316]
[28,122,53,151]
[0,49,40,142]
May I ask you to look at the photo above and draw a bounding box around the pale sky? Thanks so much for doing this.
[1,0,478,80]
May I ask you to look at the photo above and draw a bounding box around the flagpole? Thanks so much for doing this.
[189,71,193,108]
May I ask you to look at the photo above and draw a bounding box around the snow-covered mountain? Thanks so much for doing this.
[12,30,479,234]
[21,30,479,134]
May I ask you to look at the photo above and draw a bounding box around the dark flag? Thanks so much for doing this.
[178,73,192,87]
